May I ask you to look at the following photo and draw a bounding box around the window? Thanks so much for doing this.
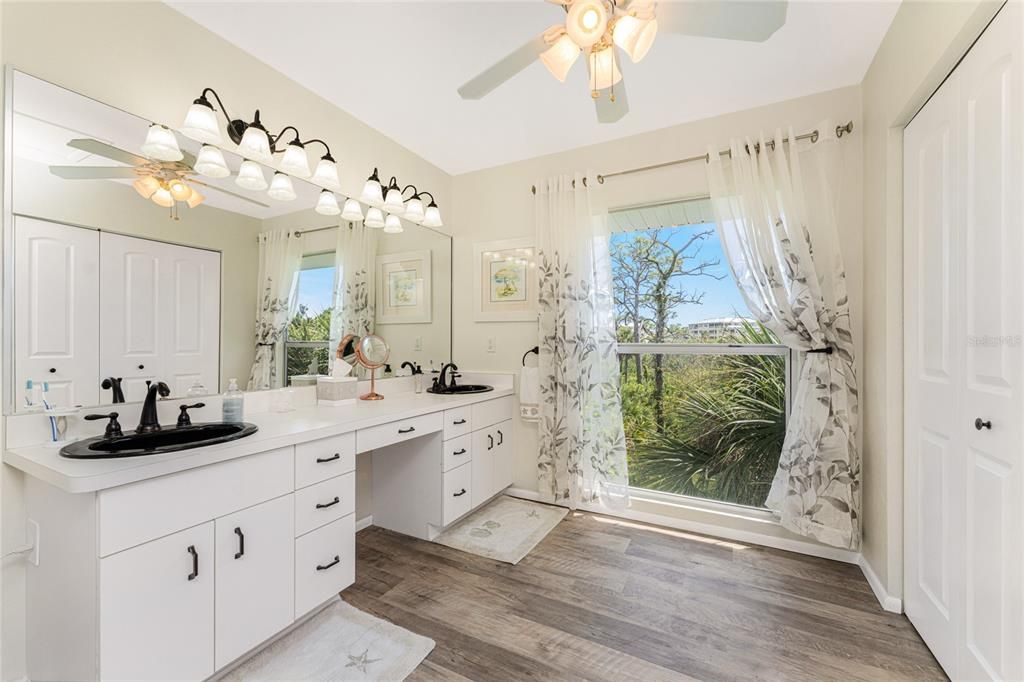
[610,200,790,509]
[284,253,335,383]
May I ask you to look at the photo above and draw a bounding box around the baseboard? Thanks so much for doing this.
[857,555,903,613]
[355,515,373,532]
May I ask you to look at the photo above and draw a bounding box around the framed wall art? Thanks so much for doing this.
[375,250,432,324]
[473,237,537,322]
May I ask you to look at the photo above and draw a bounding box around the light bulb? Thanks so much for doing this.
[566,0,607,48]
[315,190,341,216]
[613,14,657,63]
[383,187,405,215]
[169,179,193,201]
[383,214,404,234]
[341,198,365,222]
[236,160,268,190]
[194,145,230,178]
[365,207,385,229]
[279,142,311,178]
[422,202,443,228]
[187,189,205,208]
[312,155,341,190]
[133,175,160,199]
[180,99,222,145]
[588,47,623,92]
[151,186,174,208]
[141,124,183,162]
[268,172,297,201]
[540,33,582,82]
[404,196,425,223]
[238,120,273,164]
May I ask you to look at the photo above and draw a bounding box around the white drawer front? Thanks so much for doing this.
[471,396,514,430]
[442,462,473,526]
[295,514,355,617]
[443,406,472,440]
[99,447,294,557]
[295,472,356,536]
[356,412,442,453]
[443,433,472,472]
[295,432,356,489]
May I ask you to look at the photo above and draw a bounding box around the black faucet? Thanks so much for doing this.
[400,361,421,375]
[101,377,125,403]
[137,381,170,434]
[437,363,459,392]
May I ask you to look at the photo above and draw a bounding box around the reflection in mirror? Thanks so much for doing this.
[5,70,452,415]
[354,334,390,401]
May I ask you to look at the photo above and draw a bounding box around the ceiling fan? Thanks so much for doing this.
[49,138,270,214]
[457,0,788,123]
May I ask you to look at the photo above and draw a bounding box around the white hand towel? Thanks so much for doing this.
[519,366,540,422]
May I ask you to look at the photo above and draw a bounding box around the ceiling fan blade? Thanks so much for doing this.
[66,138,148,166]
[657,1,787,42]
[190,179,271,208]
[595,81,629,124]
[49,166,140,180]
[180,149,196,169]
[458,34,549,100]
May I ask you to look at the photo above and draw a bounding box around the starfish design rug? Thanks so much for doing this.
[221,599,433,681]
[432,495,568,564]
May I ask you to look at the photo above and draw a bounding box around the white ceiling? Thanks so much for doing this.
[168,1,899,175]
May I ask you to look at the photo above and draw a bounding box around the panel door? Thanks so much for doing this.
[471,428,495,509]
[100,522,214,681]
[14,216,99,409]
[215,495,294,670]
[160,241,221,396]
[493,419,514,495]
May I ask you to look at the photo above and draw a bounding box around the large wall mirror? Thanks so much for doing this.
[3,70,452,415]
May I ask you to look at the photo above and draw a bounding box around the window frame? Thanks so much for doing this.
[283,252,336,382]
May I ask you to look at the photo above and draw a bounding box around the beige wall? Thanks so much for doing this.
[859,0,1002,599]
[451,86,864,553]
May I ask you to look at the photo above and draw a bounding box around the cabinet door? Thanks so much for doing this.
[100,522,214,681]
[14,216,99,410]
[161,242,221,396]
[493,419,514,495]
[215,495,294,669]
[471,428,495,508]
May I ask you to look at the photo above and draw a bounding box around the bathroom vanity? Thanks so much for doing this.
[4,383,514,681]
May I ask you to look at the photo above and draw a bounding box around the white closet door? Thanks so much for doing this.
[14,217,99,409]
[160,241,221,397]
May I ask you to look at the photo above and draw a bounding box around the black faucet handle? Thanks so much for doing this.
[449,372,462,388]
[85,412,123,439]
[177,403,206,428]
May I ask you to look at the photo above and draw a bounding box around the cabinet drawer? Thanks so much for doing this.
[471,396,514,430]
[295,514,355,617]
[443,434,472,472]
[99,447,294,557]
[295,432,356,489]
[443,406,472,440]
[295,472,355,536]
[442,462,473,526]
[356,412,442,453]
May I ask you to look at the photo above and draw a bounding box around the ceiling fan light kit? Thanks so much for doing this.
[540,33,581,82]
[588,45,622,96]
[613,13,657,63]
[567,0,608,48]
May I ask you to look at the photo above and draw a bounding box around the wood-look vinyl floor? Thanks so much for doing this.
[346,510,945,681]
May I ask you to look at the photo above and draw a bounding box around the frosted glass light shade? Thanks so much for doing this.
[181,102,222,144]
[383,214,403,234]
[141,124,183,162]
[133,175,160,199]
[315,190,341,216]
[312,157,341,190]
[268,173,297,201]
[238,124,273,164]
[168,179,192,201]
[364,207,385,228]
[361,177,384,206]
[279,143,311,178]
[236,160,268,190]
[404,197,425,223]
[566,0,607,48]
[151,187,174,208]
[194,145,230,178]
[540,34,582,82]
[383,187,405,215]
[341,198,365,222]
[187,190,205,208]
[613,15,657,63]
[422,203,443,228]
[588,47,623,92]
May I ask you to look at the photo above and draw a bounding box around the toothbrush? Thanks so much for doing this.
[41,381,52,410]
[42,382,58,442]
[24,379,33,407]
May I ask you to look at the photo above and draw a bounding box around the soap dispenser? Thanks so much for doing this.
[222,378,244,423]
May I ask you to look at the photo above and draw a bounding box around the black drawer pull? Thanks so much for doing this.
[317,555,341,571]
[398,426,416,434]
[234,527,245,559]
[316,453,341,463]
[452,418,467,425]
[453,488,467,497]
[316,496,341,509]
[187,545,199,581]
[487,434,494,450]
[453,448,467,456]
[497,429,504,446]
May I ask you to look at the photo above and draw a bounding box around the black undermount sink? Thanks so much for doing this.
[59,422,259,459]
[427,384,494,395]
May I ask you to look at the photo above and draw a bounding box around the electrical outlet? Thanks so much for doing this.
[487,337,496,353]
[27,519,39,566]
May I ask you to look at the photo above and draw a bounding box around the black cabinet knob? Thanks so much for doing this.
[975,418,993,431]
[48,368,56,373]
[137,364,145,370]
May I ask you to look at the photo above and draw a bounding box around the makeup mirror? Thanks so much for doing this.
[354,334,390,401]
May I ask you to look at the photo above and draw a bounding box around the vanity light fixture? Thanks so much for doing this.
[311,153,341,190]
[383,214,404,234]
[341,198,365,222]
[237,111,274,164]
[194,144,230,178]
[382,177,406,216]
[315,190,341,216]
[420,192,444,228]
[236,160,268,190]
[365,207,386,229]
[279,139,312,178]
[180,92,224,145]
[141,124,183,162]
[403,193,425,223]
[361,168,384,206]
[268,172,297,201]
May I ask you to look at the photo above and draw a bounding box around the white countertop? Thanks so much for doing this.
[3,387,513,494]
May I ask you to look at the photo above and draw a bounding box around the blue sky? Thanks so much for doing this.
[296,266,335,313]
[609,222,750,326]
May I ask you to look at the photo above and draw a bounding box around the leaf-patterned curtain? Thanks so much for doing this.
[705,122,860,550]
[246,229,303,391]
[329,220,377,376]
[534,172,629,511]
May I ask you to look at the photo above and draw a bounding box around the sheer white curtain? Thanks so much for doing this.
[329,220,377,374]
[706,122,859,550]
[534,172,629,510]
[246,229,303,391]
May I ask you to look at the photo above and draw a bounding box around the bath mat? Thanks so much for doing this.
[433,495,568,564]
[220,598,434,681]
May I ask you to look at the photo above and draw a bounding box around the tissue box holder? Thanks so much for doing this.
[317,376,358,405]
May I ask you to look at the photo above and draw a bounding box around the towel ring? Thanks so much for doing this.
[522,346,539,366]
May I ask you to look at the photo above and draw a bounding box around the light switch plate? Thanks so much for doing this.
[487,338,496,353]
